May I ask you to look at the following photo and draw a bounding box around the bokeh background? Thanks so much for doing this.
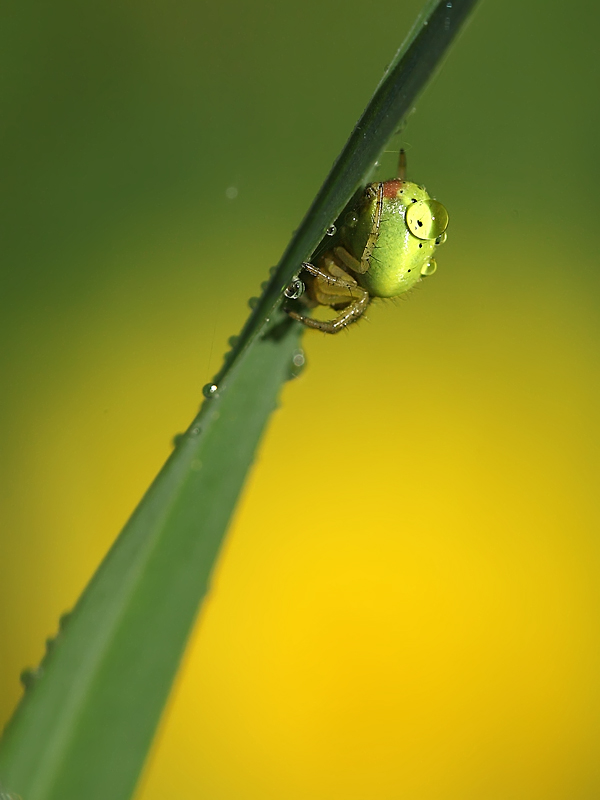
[1,0,600,797]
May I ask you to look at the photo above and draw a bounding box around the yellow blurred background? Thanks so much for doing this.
[1,0,599,797]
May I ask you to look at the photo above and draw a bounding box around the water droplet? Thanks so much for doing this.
[345,211,359,227]
[172,432,185,448]
[203,383,219,399]
[292,350,305,368]
[288,348,307,379]
[260,280,269,291]
[269,265,278,276]
[20,667,42,690]
[421,259,437,277]
[59,611,72,630]
[190,426,201,437]
[284,278,305,300]
[225,186,238,199]
[228,335,240,348]
[20,668,34,689]
[248,296,259,309]
[326,225,337,236]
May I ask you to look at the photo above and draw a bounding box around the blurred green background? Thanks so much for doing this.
[1,0,599,797]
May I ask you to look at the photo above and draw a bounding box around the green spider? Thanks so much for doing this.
[286,151,449,333]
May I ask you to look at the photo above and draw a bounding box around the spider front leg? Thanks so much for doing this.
[286,259,370,334]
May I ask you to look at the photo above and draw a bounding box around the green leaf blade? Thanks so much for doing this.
[0,1,479,797]
[0,321,301,800]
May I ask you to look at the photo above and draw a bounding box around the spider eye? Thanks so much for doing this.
[406,200,449,241]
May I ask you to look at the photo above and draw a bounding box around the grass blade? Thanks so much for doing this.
[0,1,479,798]
[0,318,302,799]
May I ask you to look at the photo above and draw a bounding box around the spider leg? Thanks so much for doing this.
[287,260,369,333]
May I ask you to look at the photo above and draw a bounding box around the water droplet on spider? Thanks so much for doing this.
[248,296,259,309]
[284,278,305,300]
[225,186,238,199]
[190,425,202,436]
[227,335,240,348]
[326,225,337,236]
[202,383,219,399]
[269,265,278,276]
[260,280,269,291]
[172,432,185,448]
